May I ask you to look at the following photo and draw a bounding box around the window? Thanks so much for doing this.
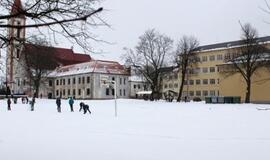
[210,67,215,73]
[164,84,168,89]
[120,78,122,85]
[60,79,62,85]
[73,89,76,96]
[106,88,110,95]
[196,91,201,96]
[210,79,216,85]
[17,79,20,86]
[202,68,208,73]
[189,80,194,85]
[17,28,21,39]
[68,78,71,85]
[202,56,208,62]
[203,79,208,85]
[82,77,85,84]
[63,89,66,96]
[49,80,53,87]
[209,55,215,61]
[134,85,136,89]
[73,78,76,84]
[174,74,178,79]
[23,79,26,86]
[123,89,126,96]
[217,55,223,60]
[78,89,81,95]
[174,83,178,88]
[189,91,194,97]
[78,77,81,84]
[68,89,70,95]
[63,79,65,85]
[87,88,90,95]
[16,48,20,59]
[169,84,173,88]
[56,80,59,86]
[138,85,141,89]
[119,89,122,96]
[112,77,115,81]
[203,90,208,96]
[56,90,59,96]
[184,80,188,85]
[124,78,126,85]
[210,90,216,96]
[112,89,115,96]
[196,79,201,85]
[87,76,90,83]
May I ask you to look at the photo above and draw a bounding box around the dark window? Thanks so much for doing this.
[210,67,215,73]
[203,79,208,85]
[63,79,65,85]
[189,80,194,85]
[78,89,81,95]
[68,89,70,95]
[120,78,122,85]
[134,85,136,89]
[124,78,126,85]
[78,77,81,84]
[123,89,126,96]
[203,90,208,96]
[49,80,53,87]
[16,48,20,59]
[17,28,21,39]
[60,79,62,85]
[87,88,90,95]
[120,89,122,96]
[106,88,110,95]
[138,85,141,89]
[112,77,115,81]
[82,77,85,84]
[63,89,66,96]
[56,80,59,86]
[210,55,215,61]
[73,89,76,96]
[196,91,201,96]
[23,79,26,86]
[210,79,216,84]
[189,91,194,97]
[68,79,70,85]
[112,89,115,96]
[73,78,76,84]
[196,80,201,85]
[87,76,90,83]
[56,90,59,96]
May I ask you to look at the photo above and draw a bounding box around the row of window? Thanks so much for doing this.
[56,88,91,97]
[164,79,219,89]
[56,76,91,86]
[105,88,127,96]
[201,54,223,62]
[133,84,147,90]
[187,90,219,97]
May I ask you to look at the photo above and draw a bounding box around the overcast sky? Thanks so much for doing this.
[71,0,268,62]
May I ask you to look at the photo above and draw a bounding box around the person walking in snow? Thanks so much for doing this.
[56,97,61,113]
[83,103,91,114]
[68,97,74,112]
[79,102,84,112]
[7,98,11,111]
[30,97,35,111]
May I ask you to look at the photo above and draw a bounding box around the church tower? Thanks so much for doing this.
[6,0,26,92]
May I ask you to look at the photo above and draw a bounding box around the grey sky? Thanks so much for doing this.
[76,0,269,62]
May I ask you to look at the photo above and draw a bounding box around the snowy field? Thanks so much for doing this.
[0,99,270,160]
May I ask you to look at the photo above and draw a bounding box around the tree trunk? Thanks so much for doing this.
[177,72,186,102]
[245,78,251,103]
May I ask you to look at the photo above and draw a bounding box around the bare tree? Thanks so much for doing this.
[0,0,105,50]
[224,23,270,103]
[22,37,58,98]
[174,36,199,102]
[123,29,173,100]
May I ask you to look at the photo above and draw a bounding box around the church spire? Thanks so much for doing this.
[11,0,25,19]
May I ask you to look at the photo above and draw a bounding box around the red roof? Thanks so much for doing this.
[24,44,92,66]
[11,0,25,19]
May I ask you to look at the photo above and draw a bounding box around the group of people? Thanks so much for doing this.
[6,96,91,114]
[56,97,91,114]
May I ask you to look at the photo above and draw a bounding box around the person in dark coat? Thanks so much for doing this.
[30,97,35,111]
[79,102,84,112]
[68,97,74,112]
[56,97,61,113]
[26,97,29,104]
[83,104,91,114]
[7,98,11,111]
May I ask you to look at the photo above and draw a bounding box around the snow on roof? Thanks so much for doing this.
[136,91,152,95]
[129,75,146,82]
[49,60,130,77]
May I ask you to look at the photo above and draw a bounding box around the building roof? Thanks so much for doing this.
[49,60,130,77]
[24,44,92,66]
[11,0,25,19]
[197,36,270,52]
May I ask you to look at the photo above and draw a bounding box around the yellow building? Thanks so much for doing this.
[161,36,270,103]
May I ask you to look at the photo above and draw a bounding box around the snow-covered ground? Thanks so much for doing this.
[0,99,270,160]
